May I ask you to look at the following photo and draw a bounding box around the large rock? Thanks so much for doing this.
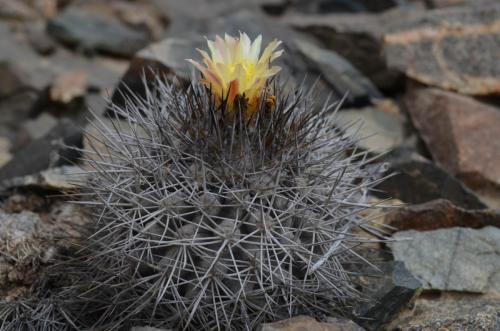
[262,316,365,331]
[293,38,383,107]
[388,292,500,330]
[374,149,487,210]
[47,8,149,57]
[354,261,421,331]
[385,199,500,232]
[391,227,500,293]
[283,13,403,91]
[405,87,500,189]
[385,4,500,95]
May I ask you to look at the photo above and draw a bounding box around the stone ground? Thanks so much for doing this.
[0,0,499,330]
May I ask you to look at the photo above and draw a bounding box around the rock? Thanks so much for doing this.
[384,4,500,95]
[47,8,149,57]
[293,38,382,107]
[283,13,403,91]
[0,166,86,191]
[387,292,500,330]
[374,149,487,210]
[405,87,500,189]
[22,113,58,141]
[0,119,82,182]
[385,199,500,232]
[353,261,421,331]
[391,227,500,293]
[49,70,88,104]
[335,102,406,153]
[262,316,365,331]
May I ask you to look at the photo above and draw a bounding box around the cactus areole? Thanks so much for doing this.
[63,33,388,330]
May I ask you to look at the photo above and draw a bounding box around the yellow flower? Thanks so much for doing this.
[187,32,283,117]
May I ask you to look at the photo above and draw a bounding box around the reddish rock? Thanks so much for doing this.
[385,199,500,232]
[384,4,500,95]
[405,87,500,189]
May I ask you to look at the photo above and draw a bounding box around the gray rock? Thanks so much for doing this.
[47,8,149,57]
[293,38,383,106]
[335,105,405,153]
[387,292,500,331]
[384,4,500,95]
[0,119,82,182]
[374,148,487,210]
[391,227,500,293]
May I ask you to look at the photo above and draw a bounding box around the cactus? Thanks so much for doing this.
[0,33,389,330]
[67,69,389,330]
